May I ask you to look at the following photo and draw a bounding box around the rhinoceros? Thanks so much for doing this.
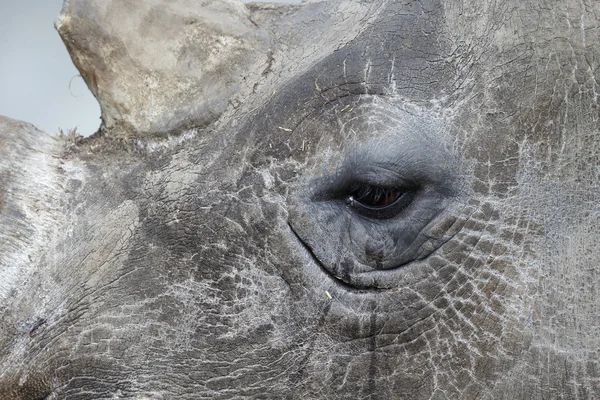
[1,0,599,398]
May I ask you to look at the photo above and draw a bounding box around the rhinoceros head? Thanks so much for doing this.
[1,0,599,398]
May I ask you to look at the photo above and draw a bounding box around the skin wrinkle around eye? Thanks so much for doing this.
[289,204,472,291]
[293,200,475,290]
[288,96,470,290]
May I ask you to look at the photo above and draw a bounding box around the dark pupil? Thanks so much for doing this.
[353,186,403,208]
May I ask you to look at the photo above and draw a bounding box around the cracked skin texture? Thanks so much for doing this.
[1,0,600,399]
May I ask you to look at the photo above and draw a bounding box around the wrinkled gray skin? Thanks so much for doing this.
[1,0,600,399]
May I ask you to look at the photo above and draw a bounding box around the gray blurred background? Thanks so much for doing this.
[0,0,300,137]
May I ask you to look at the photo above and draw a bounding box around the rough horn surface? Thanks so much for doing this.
[56,0,271,136]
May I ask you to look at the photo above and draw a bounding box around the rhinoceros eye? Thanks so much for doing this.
[346,184,415,219]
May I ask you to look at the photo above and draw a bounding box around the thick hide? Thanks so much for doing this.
[1,0,599,399]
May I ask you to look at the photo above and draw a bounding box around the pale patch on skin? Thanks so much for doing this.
[0,198,139,375]
[0,117,65,301]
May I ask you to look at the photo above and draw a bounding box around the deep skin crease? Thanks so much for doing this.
[1,0,600,399]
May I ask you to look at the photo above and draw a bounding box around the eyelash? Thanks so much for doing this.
[349,184,400,204]
[345,183,415,219]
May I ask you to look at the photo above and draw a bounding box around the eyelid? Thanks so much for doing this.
[347,189,416,219]
[310,151,427,203]
[310,170,418,203]
[345,164,417,188]
[350,184,403,207]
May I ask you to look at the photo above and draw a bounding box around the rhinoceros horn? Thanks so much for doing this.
[55,0,272,137]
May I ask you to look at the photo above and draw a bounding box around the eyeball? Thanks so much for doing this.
[346,184,416,219]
